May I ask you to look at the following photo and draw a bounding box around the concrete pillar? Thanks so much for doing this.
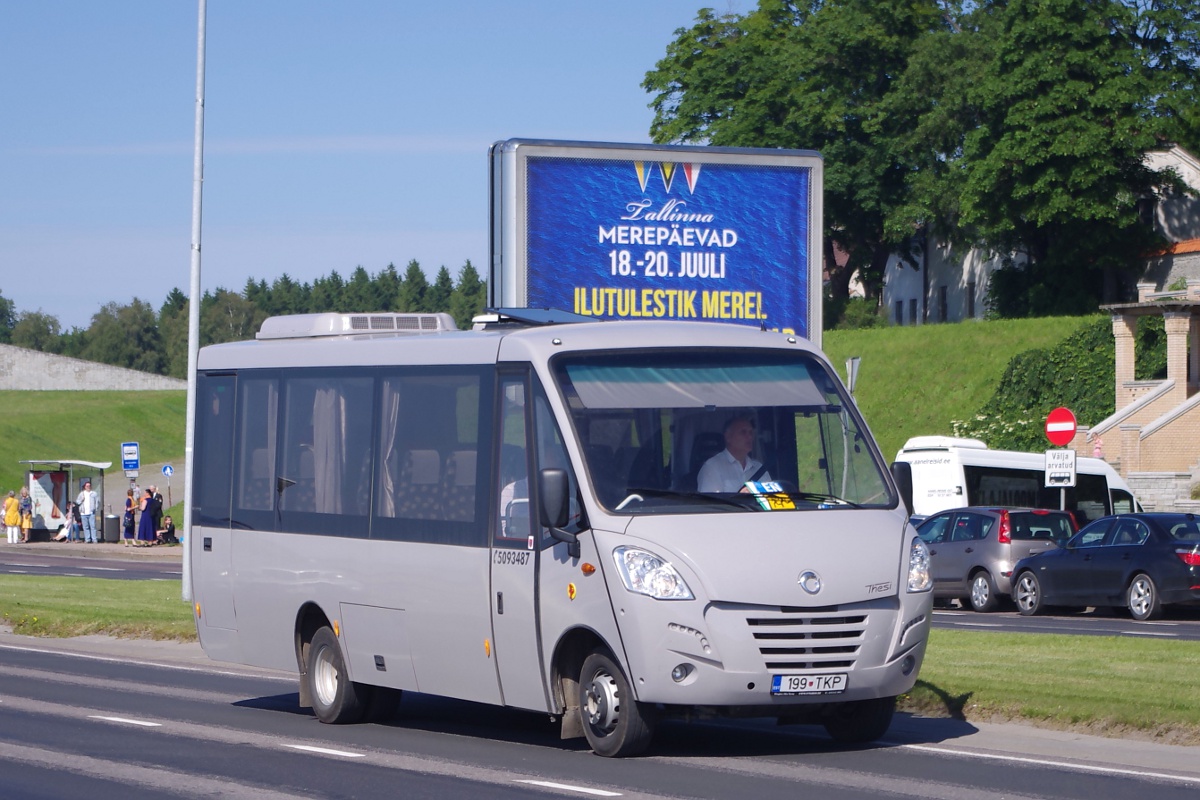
[1112,314,1137,411]
[1137,282,1155,302]
[1164,311,1190,404]
[1119,424,1141,474]
[1190,314,1199,396]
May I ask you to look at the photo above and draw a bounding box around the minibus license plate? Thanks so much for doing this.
[771,673,847,695]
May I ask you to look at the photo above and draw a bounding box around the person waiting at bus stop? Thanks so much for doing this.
[697,414,771,493]
[75,481,100,543]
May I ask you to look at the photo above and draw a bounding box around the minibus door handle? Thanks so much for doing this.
[496,592,504,615]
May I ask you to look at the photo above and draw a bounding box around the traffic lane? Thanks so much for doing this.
[3,641,1199,800]
[932,606,1200,639]
[0,551,180,581]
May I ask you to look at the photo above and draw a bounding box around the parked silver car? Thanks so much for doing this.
[916,507,1078,612]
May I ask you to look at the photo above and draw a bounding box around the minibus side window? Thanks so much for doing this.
[194,374,235,527]
[496,377,533,547]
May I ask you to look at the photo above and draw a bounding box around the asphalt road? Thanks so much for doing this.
[1,632,1198,800]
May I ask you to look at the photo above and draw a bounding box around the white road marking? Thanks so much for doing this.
[79,566,124,572]
[1123,630,1178,637]
[285,744,366,758]
[515,780,622,797]
[2,563,50,568]
[88,715,163,727]
[899,743,1200,786]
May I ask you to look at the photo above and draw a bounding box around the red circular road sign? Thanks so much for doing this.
[1045,407,1077,446]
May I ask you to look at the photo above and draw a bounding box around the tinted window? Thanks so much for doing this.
[194,374,235,526]
[1009,512,1075,544]
[1071,518,1113,548]
[232,375,279,531]
[277,374,374,536]
[917,514,953,544]
[372,368,491,546]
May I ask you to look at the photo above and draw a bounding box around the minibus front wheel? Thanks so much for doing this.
[579,651,655,757]
[822,696,896,744]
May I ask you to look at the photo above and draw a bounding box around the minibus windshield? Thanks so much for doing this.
[552,350,895,514]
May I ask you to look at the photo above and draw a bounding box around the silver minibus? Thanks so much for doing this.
[189,310,933,757]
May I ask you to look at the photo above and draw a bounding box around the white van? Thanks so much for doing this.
[189,310,934,757]
[895,436,1139,523]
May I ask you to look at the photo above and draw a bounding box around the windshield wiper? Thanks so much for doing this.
[617,488,748,510]
[783,491,862,508]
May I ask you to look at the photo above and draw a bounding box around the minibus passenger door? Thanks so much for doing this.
[490,375,551,712]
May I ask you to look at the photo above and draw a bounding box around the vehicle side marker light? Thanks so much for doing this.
[333,620,340,637]
[485,639,491,657]
[194,603,201,618]
[581,562,596,575]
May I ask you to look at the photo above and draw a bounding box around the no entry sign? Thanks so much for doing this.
[1045,407,1077,447]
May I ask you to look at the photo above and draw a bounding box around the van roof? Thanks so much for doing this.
[197,312,821,371]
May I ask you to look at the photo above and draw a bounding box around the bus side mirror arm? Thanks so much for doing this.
[891,461,914,518]
[538,468,580,559]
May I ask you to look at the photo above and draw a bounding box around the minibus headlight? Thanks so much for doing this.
[612,546,694,600]
[907,536,932,593]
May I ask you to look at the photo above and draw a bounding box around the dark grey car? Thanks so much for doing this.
[916,507,1078,612]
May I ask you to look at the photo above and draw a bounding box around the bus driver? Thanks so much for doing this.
[697,414,771,493]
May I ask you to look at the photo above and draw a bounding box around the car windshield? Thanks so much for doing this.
[550,349,895,515]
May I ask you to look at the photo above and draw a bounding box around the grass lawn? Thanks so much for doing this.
[0,390,186,496]
[2,574,1198,742]
[0,574,195,641]
[903,628,1200,743]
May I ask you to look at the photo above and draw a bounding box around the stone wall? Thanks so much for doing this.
[0,344,184,391]
[1125,472,1197,512]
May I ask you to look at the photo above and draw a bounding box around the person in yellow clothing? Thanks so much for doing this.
[3,490,20,544]
[18,487,34,543]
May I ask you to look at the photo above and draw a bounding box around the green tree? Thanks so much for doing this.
[427,266,455,313]
[200,289,263,345]
[343,266,380,312]
[450,260,486,329]
[0,292,15,342]
[82,300,163,373]
[158,289,190,378]
[11,310,63,353]
[956,0,1182,315]
[374,263,401,311]
[310,271,345,313]
[644,0,950,306]
[397,259,429,312]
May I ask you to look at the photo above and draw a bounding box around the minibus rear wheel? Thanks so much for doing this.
[579,651,654,757]
[822,696,896,743]
[306,626,368,724]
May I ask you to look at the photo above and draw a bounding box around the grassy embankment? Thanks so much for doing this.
[0,390,186,498]
[823,315,1100,460]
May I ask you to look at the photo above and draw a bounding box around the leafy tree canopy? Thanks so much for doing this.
[645,0,1200,321]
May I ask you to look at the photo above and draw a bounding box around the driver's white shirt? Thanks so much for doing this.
[697,449,769,492]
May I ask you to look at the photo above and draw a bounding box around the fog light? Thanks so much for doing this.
[901,655,915,676]
[671,664,692,682]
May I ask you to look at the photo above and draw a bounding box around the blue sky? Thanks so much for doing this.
[0,1,718,330]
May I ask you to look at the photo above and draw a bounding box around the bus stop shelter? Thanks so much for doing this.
[18,459,113,542]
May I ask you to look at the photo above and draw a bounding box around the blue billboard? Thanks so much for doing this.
[490,141,823,342]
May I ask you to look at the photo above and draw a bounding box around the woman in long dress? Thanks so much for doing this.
[136,488,157,546]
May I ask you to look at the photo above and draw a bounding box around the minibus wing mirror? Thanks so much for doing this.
[891,461,915,518]
[538,468,579,558]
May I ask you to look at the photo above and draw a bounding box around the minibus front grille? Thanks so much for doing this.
[744,608,867,671]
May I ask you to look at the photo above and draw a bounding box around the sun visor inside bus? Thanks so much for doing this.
[562,363,828,409]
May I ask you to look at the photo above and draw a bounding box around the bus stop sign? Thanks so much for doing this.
[1044,407,1077,447]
